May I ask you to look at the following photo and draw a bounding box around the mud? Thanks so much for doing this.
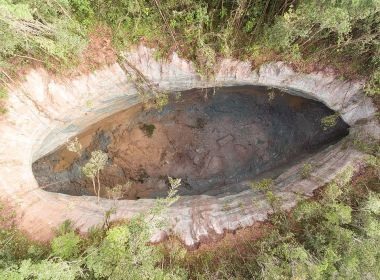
[32,86,349,199]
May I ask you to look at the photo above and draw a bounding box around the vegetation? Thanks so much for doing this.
[0,1,378,91]
[140,123,156,138]
[0,86,7,114]
[267,90,276,103]
[250,178,273,192]
[321,114,339,130]
[66,137,82,156]
[67,138,113,201]
[0,0,379,279]
[173,167,380,279]
[250,178,283,210]
[0,0,378,116]
[106,181,132,200]
[82,150,108,203]
[0,165,379,279]
[301,163,313,179]
[0,176,184,279]
[0,0,86,70]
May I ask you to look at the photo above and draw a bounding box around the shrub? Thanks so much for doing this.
[153,93,169,111]
[69,0,94,26]
[85,176,184,279]
[66,137,82,155]
[51,232,81,260]
[0,177,184,278]
[140,123,156,138]
[0,259,81,280]
[55,220,75,236]
[0,0,87,68]
[321,114,339,130]
[365,69,380,96]
[261,0,380,74]
[301,163,313,179]
[0,87,7,115]
[176,165,380,279]
[250,178,273,192]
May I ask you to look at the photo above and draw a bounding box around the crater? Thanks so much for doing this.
[32,85,349,200]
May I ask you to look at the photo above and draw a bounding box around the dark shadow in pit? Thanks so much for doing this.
[32,86,349,199]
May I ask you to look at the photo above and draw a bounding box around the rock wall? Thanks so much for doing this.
[0,45,378,247]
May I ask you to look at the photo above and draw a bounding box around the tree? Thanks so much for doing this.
[82,150,108,203]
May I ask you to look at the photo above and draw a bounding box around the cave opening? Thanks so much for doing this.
[32,86,349,200]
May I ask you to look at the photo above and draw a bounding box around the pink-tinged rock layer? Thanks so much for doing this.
[0,45,378,247]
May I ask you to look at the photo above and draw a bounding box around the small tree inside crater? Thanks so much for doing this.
[66,138,108,202]
[321,114,339,130]
[66,137,82,155]
[82,150,108,203]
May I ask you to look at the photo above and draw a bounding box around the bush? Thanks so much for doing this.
[69,0,94,26]
[301,163,313,179]
[0,177,184,279]
[0,0,87,69]
[261,0,380,74]
[365,69,380,96]
[51,232,81,260]
[321,114,339,130]
[0,259,81,280]
[0,1,379,278]
[176,166,380,279]
[140,123,156,138]
[250,178,273,192]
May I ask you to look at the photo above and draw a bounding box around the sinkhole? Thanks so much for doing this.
[32,86,349,200]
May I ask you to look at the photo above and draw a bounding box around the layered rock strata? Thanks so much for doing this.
[0,45,378,247]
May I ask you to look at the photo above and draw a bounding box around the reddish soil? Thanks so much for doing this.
[33,86,349,201]
[68,25,118,76]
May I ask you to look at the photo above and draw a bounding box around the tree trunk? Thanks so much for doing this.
[97,171,101,203]
[92,177,96,198]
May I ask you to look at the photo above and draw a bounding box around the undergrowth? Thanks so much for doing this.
[0,164,379,279]
[0,1,378,89]
[0,177,186,279]
[166,166,380,279]
[0,1,379,279]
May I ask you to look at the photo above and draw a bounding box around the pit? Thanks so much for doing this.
[32,85,349,200]
[2,50,377,247]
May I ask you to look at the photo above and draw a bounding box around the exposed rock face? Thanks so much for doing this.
[31,86,349,199]
[0,45,378,247]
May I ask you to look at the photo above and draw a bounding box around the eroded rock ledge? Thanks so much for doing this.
[0,45,378,247]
